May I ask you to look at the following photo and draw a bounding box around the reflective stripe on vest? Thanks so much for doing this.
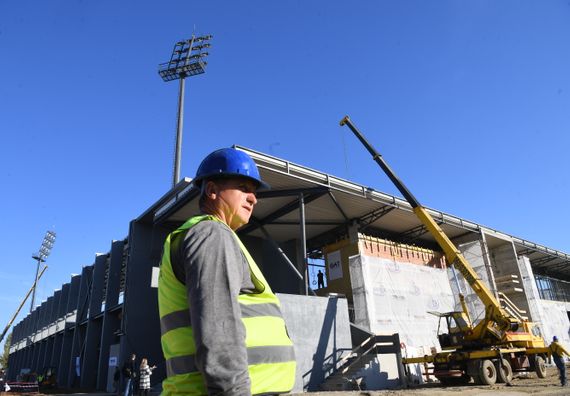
[158,215,296,395]
[160,303,283,334]
[165,345,296,376]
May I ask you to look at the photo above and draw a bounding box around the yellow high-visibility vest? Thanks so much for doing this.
[158,215,296,395]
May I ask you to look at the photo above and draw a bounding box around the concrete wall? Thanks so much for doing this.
[349,254,455,355]
[538,299,570,348]
[277,293,352,392]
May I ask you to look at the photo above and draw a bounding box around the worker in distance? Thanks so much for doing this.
[158,147,296,395]
[550,336,570,387]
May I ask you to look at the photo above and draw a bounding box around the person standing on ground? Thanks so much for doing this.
[158,148,296,395]
[550,336,570,386]
[122,353,137,396]
[113,367,121,395]
[317,270,325,289]
[139,358,156,396]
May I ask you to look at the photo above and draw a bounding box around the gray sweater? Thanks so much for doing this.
[171,219,258,396]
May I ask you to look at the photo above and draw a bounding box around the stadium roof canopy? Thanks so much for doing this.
[140,145,570,280]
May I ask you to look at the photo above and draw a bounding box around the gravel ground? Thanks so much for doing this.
[2,366,569,396]
[291,366,570,396]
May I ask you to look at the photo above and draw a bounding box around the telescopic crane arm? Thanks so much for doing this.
[0,265,48,344]
[339,116,518,337]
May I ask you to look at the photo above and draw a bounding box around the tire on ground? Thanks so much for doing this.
[495,358,513,383]
[535,355,547,379]
[477,359,497,385]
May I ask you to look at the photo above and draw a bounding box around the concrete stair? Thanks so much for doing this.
[319,352,375,390]
[318,325,405,391]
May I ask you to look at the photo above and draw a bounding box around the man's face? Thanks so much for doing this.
[207,178,258,230]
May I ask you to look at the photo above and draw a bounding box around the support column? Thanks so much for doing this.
[97,240,125,390]
[298,193,308,295]
[81,254,107,390]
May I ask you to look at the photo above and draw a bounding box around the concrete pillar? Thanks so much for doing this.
[50,333,64,374]
[59,283,70,318]
[80,254,107,389]
[97,312,121,390]
[89,254,108,317]
[35,341,45,373]
[96,240,125,390]
[80,318,102,389]
[52,290,61,324]
[43,336,55,374]
[30,306,42,372]
[12,323,19,344]
[50,290,64,377]
[119,220,165,386]
[39,297,55,370]
[7,350,17,380]
[67,266,93,388]
[105,240,125,309]
[77,266,94,323]
[57,330,74,388]
[59,275,81,388]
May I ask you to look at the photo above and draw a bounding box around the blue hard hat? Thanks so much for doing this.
[553,336,559,341]
[193,147,270,190]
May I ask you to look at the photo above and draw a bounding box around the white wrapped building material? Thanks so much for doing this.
[349,254,455,354]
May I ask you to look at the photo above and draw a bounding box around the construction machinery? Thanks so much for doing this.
[340,116,550,385]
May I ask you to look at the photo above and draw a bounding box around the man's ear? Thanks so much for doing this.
[204,180,218,200]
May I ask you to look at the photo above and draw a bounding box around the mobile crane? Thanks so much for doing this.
[340,116,549,385]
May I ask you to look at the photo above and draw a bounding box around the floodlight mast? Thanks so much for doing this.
[158,34,213,188]
[30,231,56,313]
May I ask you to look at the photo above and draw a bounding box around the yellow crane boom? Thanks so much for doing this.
[339,116,518,341]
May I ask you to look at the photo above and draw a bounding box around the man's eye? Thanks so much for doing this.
[239,185,256,195]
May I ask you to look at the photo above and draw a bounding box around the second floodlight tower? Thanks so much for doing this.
[159,35,212,188]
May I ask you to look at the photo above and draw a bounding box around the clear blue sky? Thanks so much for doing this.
[1,1,569,350]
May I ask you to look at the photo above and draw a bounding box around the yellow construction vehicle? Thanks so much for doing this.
[340,116,550,385]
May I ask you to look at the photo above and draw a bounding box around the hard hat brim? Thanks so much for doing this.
[192,173,270,191]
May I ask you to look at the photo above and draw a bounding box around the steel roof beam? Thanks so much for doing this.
[240,190,328,235]
[327,191,349,221]
[268,220,344,226]
[359,206,394,231]
[257,187,330,199]
[532,256,559,267]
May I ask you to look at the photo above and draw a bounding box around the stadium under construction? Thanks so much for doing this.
[7,145,570,392]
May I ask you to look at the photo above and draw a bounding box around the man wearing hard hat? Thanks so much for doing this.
[158,148,296,395]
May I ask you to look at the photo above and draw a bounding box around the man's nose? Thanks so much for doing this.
[247,192,257,205]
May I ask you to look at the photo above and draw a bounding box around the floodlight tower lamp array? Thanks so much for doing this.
[158,34,213,188]
[30,230,56,313]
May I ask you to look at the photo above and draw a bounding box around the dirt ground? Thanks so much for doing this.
[292,366,570,396]
[2,366,569,395]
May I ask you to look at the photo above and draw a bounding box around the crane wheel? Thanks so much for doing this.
[495,359,513,383]
[534,355,547,378]
[475,359,497,385]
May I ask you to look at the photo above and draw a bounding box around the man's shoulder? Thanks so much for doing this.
[186,218,233,238]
